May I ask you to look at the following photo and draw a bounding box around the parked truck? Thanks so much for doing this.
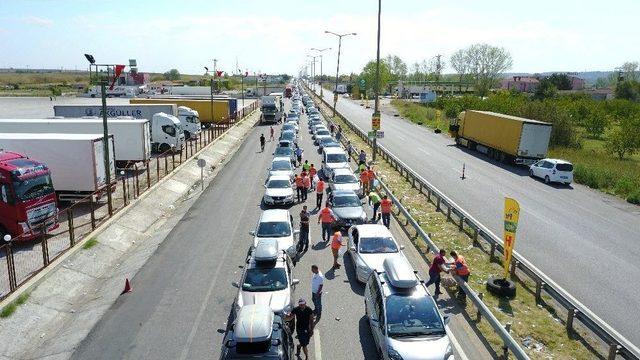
[449,110,552,165]
[53,104,201,140]
[130,98,231,125]
[0,150,59,242]
[260,95,283,124]
[0,133,116,202]
[0,119,151,168]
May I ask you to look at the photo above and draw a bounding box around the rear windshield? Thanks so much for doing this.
[271,161,292,171]
[359,237,398,253]
[556,163,573,171]
[334,174,357,184]
[333,194,361,208]
[316,130,330,136]
[274,148,292,157]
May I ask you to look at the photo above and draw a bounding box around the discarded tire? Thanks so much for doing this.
[486,276,516,298]
[434,129,442,134]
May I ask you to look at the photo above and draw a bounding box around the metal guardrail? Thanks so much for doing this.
[307,85,640,360]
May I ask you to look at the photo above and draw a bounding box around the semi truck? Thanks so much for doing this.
[449,110,552,165]
[260,95,283,124]
[0,133,116,202]
[0,119,151,168]
[53,104,201,140]
[0,150,59,242]
[130,98,231,125]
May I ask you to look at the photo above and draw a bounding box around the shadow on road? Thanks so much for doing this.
[342,253,365,296]
[358,315,379,358]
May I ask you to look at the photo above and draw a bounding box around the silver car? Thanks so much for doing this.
[268,156,294,181]
[347,224,405,283]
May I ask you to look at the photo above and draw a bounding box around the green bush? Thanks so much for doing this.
[614,177,636,195]
[628,190,640,205]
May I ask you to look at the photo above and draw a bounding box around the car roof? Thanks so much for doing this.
[233,305,274,343]
[383,257,419,289]
[274,146,292,152]
[544,158,572,164]
[259,209,290,222]
[324,147,346,155]
[333,168,356,176]
[353,224,393,238]
[267,174,291,182]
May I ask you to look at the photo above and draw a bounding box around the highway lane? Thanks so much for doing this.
[313,85,640,345]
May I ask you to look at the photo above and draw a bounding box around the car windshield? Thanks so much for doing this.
[556,163,573,171]
[320,138,334,145]
[386,293,445,337]
[274,148,292,157]
[334,174,357,184]
[242,268,287,292]
[271,161,292,171]
[333,194,361,208]
[327,154,347,163]
[12,174,55,201]
[267,179,290,188]
[359,237,398,253]
[283,125,295,130]
[256,221,291,237]
[316,130,330,136]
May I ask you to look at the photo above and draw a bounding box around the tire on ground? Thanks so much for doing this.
[486,276,516,298]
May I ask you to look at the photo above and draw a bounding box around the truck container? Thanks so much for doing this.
[130,98,230,125]
[53,104,201,140]
[0,118,151,168]
[449,110,552,165]
[0,133,116,202]
[0,150,59,242]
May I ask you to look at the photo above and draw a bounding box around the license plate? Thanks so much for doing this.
[560,176,568,179]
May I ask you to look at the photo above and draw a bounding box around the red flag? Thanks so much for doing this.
[109,65,126,90]
[216,70,223,77]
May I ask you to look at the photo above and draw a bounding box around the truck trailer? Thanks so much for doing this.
[53,104,201,139]
[449,110,552,165]
[130,98,230,125]
[0,133,116,202]
[0,118,151,168]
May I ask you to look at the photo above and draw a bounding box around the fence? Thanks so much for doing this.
[307,86,640,360]
[0,100,260,302]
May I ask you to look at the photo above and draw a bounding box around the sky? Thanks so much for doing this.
[1,0,639,76]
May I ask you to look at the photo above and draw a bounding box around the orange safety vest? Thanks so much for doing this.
[319,207,334,223]
[454,256,470,276]
[367,170,375,181]
[380,199,392,213]
[316,180,325,193]
[295,176,304,187]
[360,171,369,182]
[309,167,317,177]
[303,176,311,187]
[331,232,343,250]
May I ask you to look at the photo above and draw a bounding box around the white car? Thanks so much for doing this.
[268,156,294,181]
[250,209,299,258]
[347,224,406,283]
[529,158,574,185]
[263,175,295,206]
[321,147,350,179]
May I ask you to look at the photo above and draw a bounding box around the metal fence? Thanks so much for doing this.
[0,101,260,302]
[308,87,640,360]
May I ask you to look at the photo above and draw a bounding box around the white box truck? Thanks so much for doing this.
[0,133,116,202]
[53,104,201,140]
[0,119,151,168]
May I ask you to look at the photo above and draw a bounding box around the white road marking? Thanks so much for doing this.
[446,325,470,360]
[314,329,322,360]
[419,148,431,156]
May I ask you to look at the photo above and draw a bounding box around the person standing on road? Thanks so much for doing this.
[425,249,449,296]
[317,202,335,243]
[315,178,325,209]
[302,173,311,201]
[285,299,315,359]
[358,150,367,166]
[269,126,275,141]
[367,167,376,191]
[346,141,354,159]
[330,231,343,268]
[295,146,304,167]
[298,206,310,253]
[309,164,317,190]
[259,134,266,152]
[380,195,393,228]
[295,174,305,203]
[302,160,311,172]
[336,125,342,142]
[329,122,336,135]
[360,167,370,195]
[369,189,381,223]
[311,265,324,322]
[449,251,470,299]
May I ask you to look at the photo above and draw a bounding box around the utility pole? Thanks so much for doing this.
[311,47,331,98]
[100,79,113,215]
[435,54,442,94]
[325,31,357,117]
[372,0,382,162]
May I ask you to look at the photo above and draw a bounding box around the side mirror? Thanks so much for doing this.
[443,314,451,325]
[400,245,405,250]
[350,246,356,252]
[291,279,300,286]
[232,282,239,288]
[249,230,256,236]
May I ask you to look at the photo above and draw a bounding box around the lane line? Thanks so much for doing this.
[314,329,322,360]
[419,148,431,156]
[446,325,470,360]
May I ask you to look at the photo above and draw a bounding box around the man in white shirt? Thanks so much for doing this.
[311,265,324,322]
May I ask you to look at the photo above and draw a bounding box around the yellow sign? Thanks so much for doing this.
[503,197,520,278]
[372,114,381,130]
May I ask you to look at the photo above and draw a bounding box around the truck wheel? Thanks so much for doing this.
[159,143,171,153]
[184,131,191,139]
[544,176,550,184]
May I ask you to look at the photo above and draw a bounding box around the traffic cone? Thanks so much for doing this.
[121,278,132,295]
[461,163,466,180]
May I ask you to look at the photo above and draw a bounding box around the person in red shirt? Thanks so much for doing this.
[317,202,335,242]
[379,195,393,228]
[425,249,449,296]
[315,178,325,209]
[295,174,304,203]
[330,231,343,268]
[360,169,369,194]
[302,173,311,201]
[309,164,317,190]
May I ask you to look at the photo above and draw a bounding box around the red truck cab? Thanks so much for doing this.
[0,151,59,242]
[285,86,292,98]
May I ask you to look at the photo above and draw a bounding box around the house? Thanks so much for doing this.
[501,76,539,92]
[567,75,585,90]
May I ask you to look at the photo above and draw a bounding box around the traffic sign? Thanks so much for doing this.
[376,131,384,139]
[371,113,381,130]
[368,131,375,139]
[359,79,366,90]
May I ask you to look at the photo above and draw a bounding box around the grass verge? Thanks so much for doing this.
[317,95,601,359]
[0,292,30,318]
[82,237,99,250]
[390,99,450,133]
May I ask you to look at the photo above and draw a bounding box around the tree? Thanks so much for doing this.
[427,55,446,84]
[583,108,609,139]
[163,69,181,81]
[533,78,558,100]
[463,43,513,96]
[605,117,640,159]
[615,80,639,101]
[384,55,407,81]
[359,60,392,95]
[450,49,469,92]
[621,61,639,81]
[594,77,609,89]
[546,73,572,90]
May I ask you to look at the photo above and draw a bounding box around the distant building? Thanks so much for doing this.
[501,76,540,92]
[567,75,585,90]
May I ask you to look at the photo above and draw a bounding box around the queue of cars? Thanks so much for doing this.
[220,83,454,360]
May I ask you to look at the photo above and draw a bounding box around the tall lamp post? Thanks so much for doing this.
[372,0,382,162]
[204,66,213,129]
[307,55,318,91]
[325,30,357,117]
[311,47,331,98]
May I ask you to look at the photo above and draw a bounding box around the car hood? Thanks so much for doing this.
[327,162,349,170]
[238,289,291,313]
[333,206,365,220]
[387,333,451,360]
[359,252,404,273]
[265,188,294,197]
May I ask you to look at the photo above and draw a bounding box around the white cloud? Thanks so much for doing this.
[22,16,54,27]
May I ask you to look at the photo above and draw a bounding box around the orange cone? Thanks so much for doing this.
[121,278,132,295]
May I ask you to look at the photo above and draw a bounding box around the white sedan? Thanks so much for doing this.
[263,175,295,206]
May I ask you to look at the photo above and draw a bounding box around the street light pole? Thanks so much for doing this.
[307,55,318,92]
[100,79,113,215]
[325,31,357,117]
[372,0,382,162]
[311,47,331,98]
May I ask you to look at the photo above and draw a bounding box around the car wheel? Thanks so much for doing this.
[544,175,550,184]
[529,169,534,178]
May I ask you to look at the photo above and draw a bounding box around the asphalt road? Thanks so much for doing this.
[313,85,640,345]
[70,99,487,360]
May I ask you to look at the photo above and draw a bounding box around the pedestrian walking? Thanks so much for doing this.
[285,299,315,359]
[380,195,392,228]
[311,265,324,321]
[302,160,311,172]
[336,127,342,142]
[358,150,367,166]
[298,206,310,253]
[317,202,335,243]
[295,174,304,203]
[329,122,336,135]
[295,146,304,167]
[259,134,266,152]
[346,141,354,159]
[449,251,470,299]
[330,231,343,268]
[309,164,317,189]
[269,126,275,141]
[302,173,311,201]
[369,189,381,222]
[315,178,325,209]
[360,168,370,195]
[367,167,376,191]
[425,249,449,296]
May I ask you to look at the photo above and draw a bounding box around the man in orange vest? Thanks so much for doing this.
[315,178,326,209]
[360,168,369,194]
[317,202,335,243]
[450,251,471,299]
[380,195,393,229]
[309,164,317,190]
[302,172,311,201]
[295,174,305,203]
[366,167,376,191]
[330,231,343,268]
